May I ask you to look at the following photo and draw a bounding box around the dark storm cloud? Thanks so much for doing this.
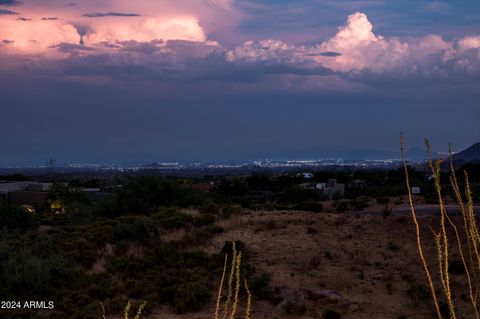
[318,51,342,57]
[83,12,141,18]
[0,0,22,6]
[0,8,18,14]
[25,39,333,87]
[2,39,14,43]
[50,42,95,53]
[42,17,58,20]
[16,16,30,21]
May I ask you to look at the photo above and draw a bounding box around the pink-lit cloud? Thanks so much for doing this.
[1,5,479,92]
[0,0,241,55]
[226,12,480,77]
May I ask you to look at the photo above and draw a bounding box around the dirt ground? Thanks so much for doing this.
[149,209,475,319]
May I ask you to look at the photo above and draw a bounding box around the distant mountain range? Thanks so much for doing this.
[263,145,428,161]
[452,142,480,164]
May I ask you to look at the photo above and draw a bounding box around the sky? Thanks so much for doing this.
[0,0,479,165]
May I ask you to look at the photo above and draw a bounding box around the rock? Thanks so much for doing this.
[277,289,306,314]
[347,303,360,313]
[306,288,342,302]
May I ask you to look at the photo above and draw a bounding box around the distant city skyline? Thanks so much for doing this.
[1,1,479,165]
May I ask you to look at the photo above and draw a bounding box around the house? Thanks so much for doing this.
[299,179,345,199]
[315,179,345,199]
[412,186,421,194]
[0,181,52,209]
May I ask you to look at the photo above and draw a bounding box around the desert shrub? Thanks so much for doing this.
[283,298,306,315]
[322,308,342,319]
[249,272,274,299]
[0,250,70,297]
[193,214,216,227]
[438,300,451,317]
[0,202,34,231]
[221,240,248,260]
[69,203,94,224]
[387,241,400,251]
[28,234,55,258]
[382,205,392,217]
[198,201,220,215]
[60,236,98,267]
[171,277,211,313]
[278,187,320,205]
[220,205,242,219]
[112,216,157,242]
[334,200,350,213]
[386,280,395,294]
[86,273,117,299]
[351,196,369,211]
[45,184,90,212]
[376,196,390,205]
[407,283,429,306]
[294,201,323,212]
[93,196,121,217]
[206,225,224,234]
[177,229,211,247]
[97,176,203,216]
[153,208,193,229]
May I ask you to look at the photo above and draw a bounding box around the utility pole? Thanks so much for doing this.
[45,158,56,183]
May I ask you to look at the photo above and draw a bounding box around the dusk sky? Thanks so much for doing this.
[1,0,479,165]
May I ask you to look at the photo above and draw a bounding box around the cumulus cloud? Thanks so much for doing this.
[0,7,479,92]
[83,17,207,44]
[0,18,80,54]
[226,12,480,77]
[0,0,233,54]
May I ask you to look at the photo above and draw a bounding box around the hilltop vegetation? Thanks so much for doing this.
[0,168,478,318]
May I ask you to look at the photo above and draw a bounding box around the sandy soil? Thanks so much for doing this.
[143,207,477,319]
